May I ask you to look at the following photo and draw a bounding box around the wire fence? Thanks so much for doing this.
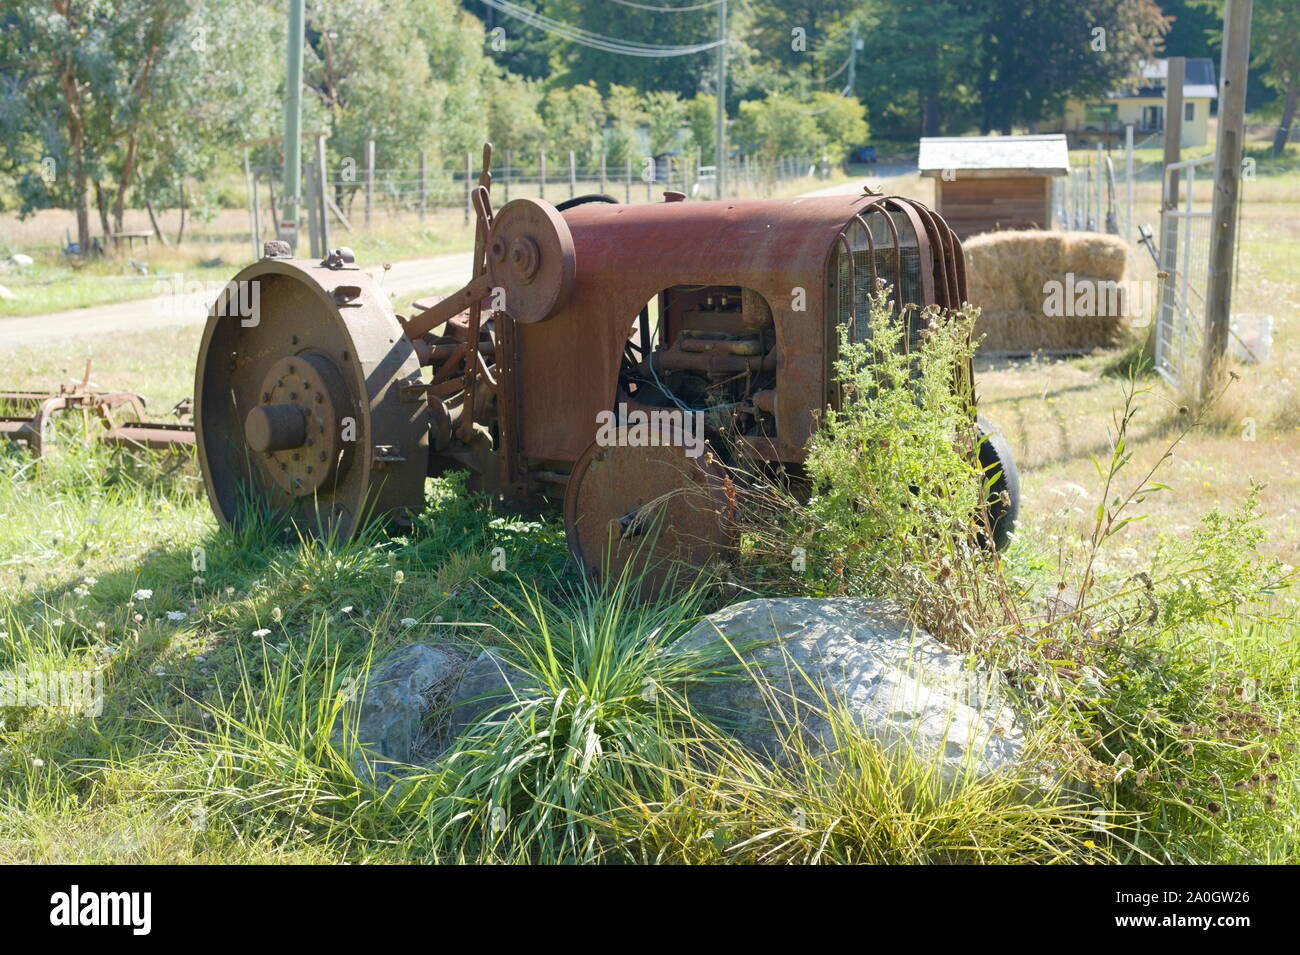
[244,147,821,255]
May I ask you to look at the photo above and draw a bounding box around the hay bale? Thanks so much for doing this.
[962,230,1131,354]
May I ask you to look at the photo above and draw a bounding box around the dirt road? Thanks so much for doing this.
[0,252,474,347]
[0,173,921,348]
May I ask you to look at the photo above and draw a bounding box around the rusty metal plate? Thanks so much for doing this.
[563,427,734,592]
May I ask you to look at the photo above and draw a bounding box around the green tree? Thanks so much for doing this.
[540,82,606,168]
[643,90,687,153]
[809,91,868,160]
[604,84,646,169]
[732,93,820,162]
[0,0,277,252]
[306,0,492,179]
[1194,0,1300,156]
[968,0,1168,134]
[686,93,716,163]
[485,72,548,167]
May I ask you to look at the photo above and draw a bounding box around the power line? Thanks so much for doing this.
[478,0,724,57]
[608,0,725,11]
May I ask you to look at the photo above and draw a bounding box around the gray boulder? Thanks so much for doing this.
[442,648,541,742]
[332,643,464,784]
[673,597,1024,787]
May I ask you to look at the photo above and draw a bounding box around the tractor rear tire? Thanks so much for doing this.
[976,415,1020,551]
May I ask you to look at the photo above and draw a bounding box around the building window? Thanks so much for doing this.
[1142,105,1164,130]
[1185,102,1195,121]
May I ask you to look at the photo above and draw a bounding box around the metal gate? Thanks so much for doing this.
[1153,155,1214,387]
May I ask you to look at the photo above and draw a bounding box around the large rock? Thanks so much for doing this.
[442,648,541,742]
[331,643,464,784]
[673,597,1024,786]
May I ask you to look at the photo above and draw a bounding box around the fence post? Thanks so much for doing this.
[1125,124,1134,243]
[317,134,330,255]
[364,139,374,227]
[568,150,576,199]
[625,156,631,203]
[600,151,606,196]
[1096,143,1104,229]
[465,151,472,226]
[505,150,511,202]
[540,150,546,201]
[646,156,652,201]
[418,151,426,222]
[243,147,259,260]
[1201,0,1253,399]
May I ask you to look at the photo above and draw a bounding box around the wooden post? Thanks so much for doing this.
[504,151,511,202]
[1125,123,1135,242]
[539,150,546,201]
[625,156,631,203]
[1095,143,1104,228]
[304,160,320,257]
[1156,57,1185,359]
[568,150,576,198]
[1201,0,1253,399]
[243,147,258,260]
[418,150,426,221]
[465,151,472,226]
[364,139,375,228]
[316,134,330,255]
[599,151,606,196]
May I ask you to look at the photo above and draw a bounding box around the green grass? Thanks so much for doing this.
[2,357,1296,864]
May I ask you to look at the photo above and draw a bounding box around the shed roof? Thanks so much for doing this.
[917,134,1070,177]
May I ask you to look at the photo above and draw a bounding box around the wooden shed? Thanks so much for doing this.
[918,135,1069,238]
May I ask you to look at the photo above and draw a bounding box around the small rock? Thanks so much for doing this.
[331,643,464,785]
[0,284,15,300]
[8,253,33,268]
[441,648,541,742]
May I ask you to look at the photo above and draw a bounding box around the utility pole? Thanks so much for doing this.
[715,0,727,199]
[281,0,305,250]
[848,20,859,95]
[1201,0,1253,401]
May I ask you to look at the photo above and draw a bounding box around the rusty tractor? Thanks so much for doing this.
[194,146,1018,586]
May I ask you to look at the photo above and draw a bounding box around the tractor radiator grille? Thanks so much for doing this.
[835,246,924,350]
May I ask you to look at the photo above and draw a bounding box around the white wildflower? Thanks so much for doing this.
[400,617,417,627]
[132,589,153,601]
[393,570,405,585]
[166,611,187,622]
[252,628,271,638]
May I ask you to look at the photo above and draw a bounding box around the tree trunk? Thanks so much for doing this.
[923,84,942,137]
[57,60,92,255]
[145,196,173,248]
[1274,87,1298,157]
[175,180,187,246]
[94,180,113,253]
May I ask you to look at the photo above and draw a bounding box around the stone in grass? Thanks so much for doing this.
[331,643,464,785]
[673,597,1025,788]
[440,648,542,744]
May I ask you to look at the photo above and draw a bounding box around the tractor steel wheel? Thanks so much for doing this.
[564,427,735,594]
[195,257,428,539]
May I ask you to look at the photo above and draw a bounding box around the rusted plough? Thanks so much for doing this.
[1,363,195,459]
